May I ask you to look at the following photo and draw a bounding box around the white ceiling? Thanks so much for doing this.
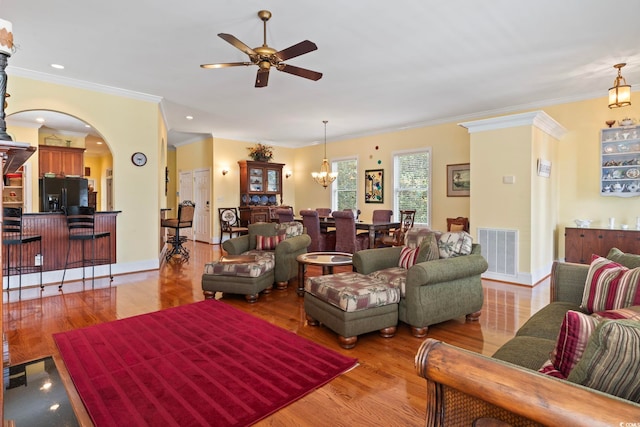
[3,0,640,148]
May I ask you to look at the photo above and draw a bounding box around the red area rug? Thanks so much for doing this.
[54,299,357,426]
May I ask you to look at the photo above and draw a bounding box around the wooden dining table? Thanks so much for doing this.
[312,217,401,248]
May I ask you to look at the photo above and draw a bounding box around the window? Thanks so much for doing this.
[332,158,357,211]
[393,149,431,226]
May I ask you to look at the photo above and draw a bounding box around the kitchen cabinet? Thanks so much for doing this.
[39,145,85,177]
[600,125,640,197]
[565,227,640,264]
[238,160,286,225]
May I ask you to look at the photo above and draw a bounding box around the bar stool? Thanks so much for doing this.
[2,207,43,293]
[162,201,195,262]
[60,205,113,289]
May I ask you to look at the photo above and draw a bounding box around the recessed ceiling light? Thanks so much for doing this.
[51,64,64,69]
[36,117,45,123]
[186,115,194,120]
[96,141,103,145]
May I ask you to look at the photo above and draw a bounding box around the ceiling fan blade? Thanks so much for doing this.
[200,62,253,69]
[255,68,270,88]
[218,33,257,57]
[275,40,318,61]
[277,64,323,81]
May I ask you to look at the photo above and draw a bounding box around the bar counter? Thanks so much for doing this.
[13,211,120,274]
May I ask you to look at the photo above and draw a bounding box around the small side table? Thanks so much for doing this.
[296,252,353,297]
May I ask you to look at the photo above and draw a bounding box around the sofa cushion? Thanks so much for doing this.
[567,319,640,403]
[581,255,640,313]
[304,272,400,312]
[277,221,304,239]
[404,228,434,248]
[492,336,557,371]
[256,234,285,250]
[416,232,440,264]
[607,247,640,269]
[438,231,473,258]
[516,301,582,340]
[368,267,408,297]
[398,246,419,269]
[203,252,275,278]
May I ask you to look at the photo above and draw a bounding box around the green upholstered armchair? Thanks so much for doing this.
[353,243,488,337]
[222,222,311,289]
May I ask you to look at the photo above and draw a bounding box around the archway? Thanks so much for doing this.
[6,110,113,212]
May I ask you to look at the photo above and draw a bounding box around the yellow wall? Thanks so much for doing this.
[293,123,471,228]
[7,75,162,269]
[7,73,640,281]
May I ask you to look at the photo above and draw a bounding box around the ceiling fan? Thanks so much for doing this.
[200,10,323,88]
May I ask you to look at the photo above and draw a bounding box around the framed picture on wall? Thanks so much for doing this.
[364,169,384,203]
[447,163,470,197]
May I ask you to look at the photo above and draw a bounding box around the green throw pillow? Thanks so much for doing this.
[416,232,439,264]
[567,319,640,403]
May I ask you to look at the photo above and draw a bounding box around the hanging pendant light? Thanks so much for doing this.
[608,63,632,109]
[311,120,338,188]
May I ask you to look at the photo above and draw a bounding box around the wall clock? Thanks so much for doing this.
[131,152,147,166]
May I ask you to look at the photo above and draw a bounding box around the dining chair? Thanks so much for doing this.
[447,217,470,233]
[372,209,393,223]
[219,207,249,242]
[332,210,369,253]
[300,209,335,252]
[378,209,416,247]
[315,208,332,218]
[372,209,394,243]
[275,207,294,223]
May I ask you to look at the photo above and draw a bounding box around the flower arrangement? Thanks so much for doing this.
[247,143,273,162]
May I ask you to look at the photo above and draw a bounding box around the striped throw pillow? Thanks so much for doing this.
[538,306,640,379]
[567,320,640,403]
[541,310,599,379]
[255,234,284,250]
[398,246,420,269]
[581,255,640,313]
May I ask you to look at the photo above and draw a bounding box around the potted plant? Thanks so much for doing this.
[247,143,273,162]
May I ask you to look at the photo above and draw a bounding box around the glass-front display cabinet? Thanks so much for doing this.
[238,160,285,225]
[601,124,640,197]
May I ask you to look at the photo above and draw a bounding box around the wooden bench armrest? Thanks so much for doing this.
[415,339,640,427]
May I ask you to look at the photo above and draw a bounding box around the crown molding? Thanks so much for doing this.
[6,67,163,104]
[459,110,567,139]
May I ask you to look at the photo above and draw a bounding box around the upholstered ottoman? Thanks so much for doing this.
[202,252,275,303]
[304,272,400,349]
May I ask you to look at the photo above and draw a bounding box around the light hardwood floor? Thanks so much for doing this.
[3,242,551,426]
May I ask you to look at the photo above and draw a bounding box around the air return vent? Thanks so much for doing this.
[478,228,518,277]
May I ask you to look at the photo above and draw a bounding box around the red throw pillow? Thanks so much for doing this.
[398,246,420,269]
[581,255,640,313]
[256,234,284,250]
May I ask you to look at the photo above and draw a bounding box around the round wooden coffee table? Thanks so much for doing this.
[296,252,353,296]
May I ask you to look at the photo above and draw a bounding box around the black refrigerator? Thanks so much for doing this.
[39,177,89,212]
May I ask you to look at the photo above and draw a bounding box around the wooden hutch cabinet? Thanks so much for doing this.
[38,145,85,177]
[237,160,287,225]
[565,227,640,264]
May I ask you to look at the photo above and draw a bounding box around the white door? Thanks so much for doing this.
[193,168,211,243]
[179,171,194,239]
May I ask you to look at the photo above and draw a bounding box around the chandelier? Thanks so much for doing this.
[608,63,631,109]
[311,120,337,188]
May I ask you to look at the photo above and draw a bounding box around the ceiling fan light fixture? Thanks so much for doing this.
[311,120,337,188]
[608,63,632,109]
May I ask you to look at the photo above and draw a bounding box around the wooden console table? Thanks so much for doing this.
[565,227,640,264]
